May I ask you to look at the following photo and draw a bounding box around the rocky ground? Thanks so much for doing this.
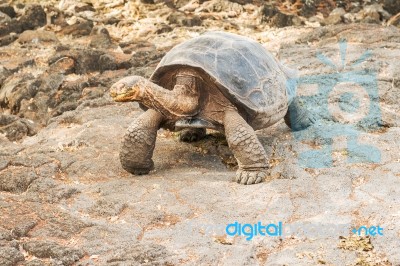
[0,0,400,265]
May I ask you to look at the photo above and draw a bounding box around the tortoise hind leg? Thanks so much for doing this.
[179,128,206,142]
[120,109,164,175]
[284,97,316,131]
[223,110,269,185]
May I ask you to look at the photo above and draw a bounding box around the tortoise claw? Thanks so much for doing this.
[235,169,267,185]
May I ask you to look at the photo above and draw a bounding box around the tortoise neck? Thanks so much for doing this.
[175,68,200,95]
[139,72,201,119]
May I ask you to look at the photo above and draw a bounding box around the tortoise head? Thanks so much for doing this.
[110,73,201,119]
[110,76,146,102]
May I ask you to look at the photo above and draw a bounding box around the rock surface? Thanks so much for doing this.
[0,0,400,265]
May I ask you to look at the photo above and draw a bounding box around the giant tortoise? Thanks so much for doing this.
[110,31,314,185]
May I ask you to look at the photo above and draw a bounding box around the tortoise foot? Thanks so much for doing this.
[285,97,316,131]
[121,160,154,175]
[235,169,267,185]
[119,109,163,176]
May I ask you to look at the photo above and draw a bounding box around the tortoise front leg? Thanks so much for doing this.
[120,109,164,175]
[224,110,269,185]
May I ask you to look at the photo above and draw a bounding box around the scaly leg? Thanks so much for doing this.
[120,109,164,175]
[224,110,269,185]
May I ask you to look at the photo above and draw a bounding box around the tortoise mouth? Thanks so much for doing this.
[110,83,130,102]
[111,93,130,102]
[110,84,142,102]
[110,76,145,102]
[110,91,136,102]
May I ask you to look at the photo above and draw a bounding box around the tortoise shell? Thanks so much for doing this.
[150,31,297,129]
